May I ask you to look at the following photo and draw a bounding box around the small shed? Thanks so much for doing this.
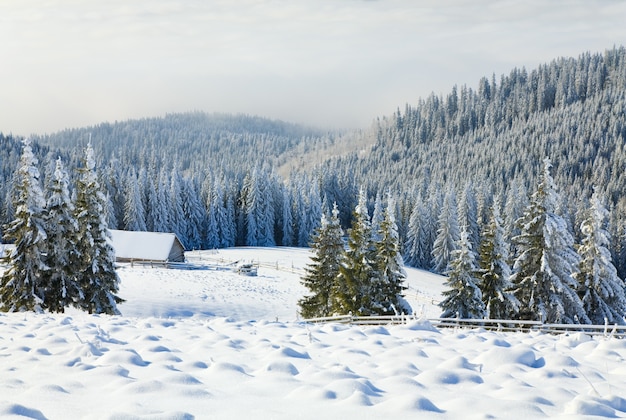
[109,230,186,263]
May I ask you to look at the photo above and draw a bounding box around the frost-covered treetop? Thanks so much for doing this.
[319,212,329,229]
[47,157,73,211]
[19,139,39,177]
[539,157,559,214]
[385,195,396,225]
[355,188,369,221]
[17,138,45,212]
[331,202,340,222]
[85,143,96,172]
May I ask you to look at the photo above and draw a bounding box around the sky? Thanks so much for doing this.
[1,0,625,136]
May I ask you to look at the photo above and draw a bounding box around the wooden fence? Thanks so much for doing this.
[301,314,626,338]
[185,250,305,275]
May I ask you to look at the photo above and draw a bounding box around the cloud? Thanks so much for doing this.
[1,0,625,135]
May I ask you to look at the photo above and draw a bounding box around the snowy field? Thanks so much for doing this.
[1,247,626,419]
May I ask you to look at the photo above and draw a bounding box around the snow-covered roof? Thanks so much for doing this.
[109,230,185,262]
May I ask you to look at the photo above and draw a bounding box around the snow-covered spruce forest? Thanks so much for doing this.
[2,47,626,322]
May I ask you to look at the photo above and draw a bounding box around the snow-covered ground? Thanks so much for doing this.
[1,247,625,419]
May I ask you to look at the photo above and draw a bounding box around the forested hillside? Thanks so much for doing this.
[29,112,362,177]
[321,46,626,274]
[2,46,626,283]
[0,113,364,253]
[340,46,626,202]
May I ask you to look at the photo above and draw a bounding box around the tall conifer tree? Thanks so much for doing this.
[575,192,626,324]
[459,182,480,253]
[0,139,48,312]
[151,169,171,233]
[281,187,295,247]
[181,177,206,250]
[404,197,423,268]
[478,198,519,319]
[333,189,376,315]
[439,227,485,319]
[299,203,344,318]
[242,170,259,246]
[510,159,589,323]
[432,187,460,273]
[373,196,408,315]
[42,158,81,312]
[370,192,384,243]
[74,144,124,315]
[205,183,221,250]
[221,182,237,248]
[123,168,147,232]
[168,166,186,245]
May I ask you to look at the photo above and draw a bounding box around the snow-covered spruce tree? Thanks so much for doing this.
[1,177,15,232]
[299,202,344,318]
[256,168,278,247]
[42,158,81,312]
[305,181,322,245]
[458,182,480,254]
[295,191,308,247]
[0,139,48,312]
[611,212,626,281]
[104,191,118,230]
[423,185,443,271]
[510,158,589,324]
[373,195,408,315]
[205,183,221,250]
[137,168,150,227]
[103,155,125,230]
[181,177,206,250]
[296,177,322,248]
[478,197,519,319]
[332,188,377,316]
[504,179,528,260]
[222,184,237,248]
[432,187,460,273]
[123,168,147,232]
[144,175,157,232]
[439,226,485,319]
[281,186,294,247]
[168,166,186,245]
[151,169,171,233]
[574,192,626,325]
[73,144,123,315]
[370,192,384,243]
[208,179,234,249]
[241,169,260,246]
[403,196,424,268]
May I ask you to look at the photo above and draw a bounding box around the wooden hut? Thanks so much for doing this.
[109,230,185,263]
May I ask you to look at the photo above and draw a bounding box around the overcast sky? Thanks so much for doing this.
[1,0,625,136]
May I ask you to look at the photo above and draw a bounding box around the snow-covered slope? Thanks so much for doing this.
[0,247,625,419]
[120,247,445,321]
